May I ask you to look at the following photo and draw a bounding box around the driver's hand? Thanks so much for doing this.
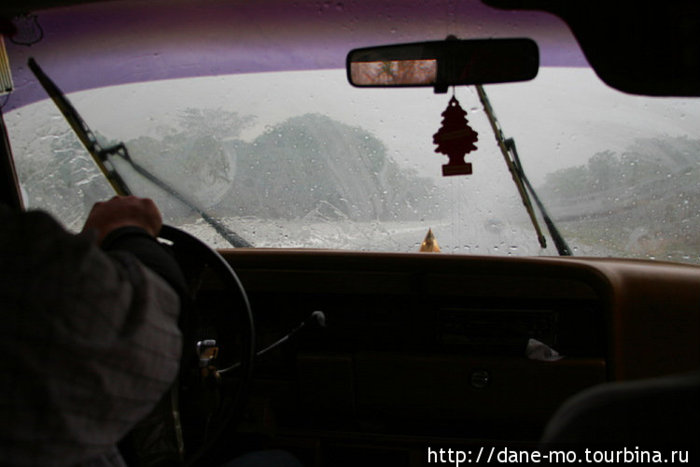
[82,196,162,243]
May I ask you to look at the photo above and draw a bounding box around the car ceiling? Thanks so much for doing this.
[1,0,581,112]
[2,0,700,98]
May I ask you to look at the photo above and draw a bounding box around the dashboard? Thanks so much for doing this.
[198,250,700,465]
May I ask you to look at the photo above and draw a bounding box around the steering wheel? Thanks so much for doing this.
[125,225,255,466]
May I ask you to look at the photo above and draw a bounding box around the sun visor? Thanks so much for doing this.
[483,0,700,96]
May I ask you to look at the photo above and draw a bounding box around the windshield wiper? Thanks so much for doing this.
[506,138,572,256]
[476,84,572,256]
[27,58,252,248]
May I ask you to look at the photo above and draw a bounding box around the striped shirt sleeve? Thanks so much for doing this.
[0,208,182,467]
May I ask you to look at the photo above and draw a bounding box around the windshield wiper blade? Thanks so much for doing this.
[27,58,132,197]
[475,84,571,256]
[103,142,252,248]
[28,57,252,248]
[476,84,547,250]
[506,138,572,256]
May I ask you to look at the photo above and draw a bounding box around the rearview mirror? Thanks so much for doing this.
[347,38,538,91]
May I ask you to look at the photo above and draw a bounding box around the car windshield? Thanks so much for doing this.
[4,0,700,262]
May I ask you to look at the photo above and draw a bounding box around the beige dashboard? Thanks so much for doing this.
[207,250,700,460]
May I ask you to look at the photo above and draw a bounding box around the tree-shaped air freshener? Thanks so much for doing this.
[432,95,478,176]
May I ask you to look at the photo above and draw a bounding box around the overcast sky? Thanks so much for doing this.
[8,66,700,188]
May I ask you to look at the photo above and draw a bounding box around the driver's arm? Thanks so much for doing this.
[83,196,187,298]
[0,197,184,467]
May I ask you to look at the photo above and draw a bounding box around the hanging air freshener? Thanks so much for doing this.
[432,95,478,176]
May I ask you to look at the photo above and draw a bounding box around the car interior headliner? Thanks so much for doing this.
[2,0,580,111]
[3,0,700,105]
